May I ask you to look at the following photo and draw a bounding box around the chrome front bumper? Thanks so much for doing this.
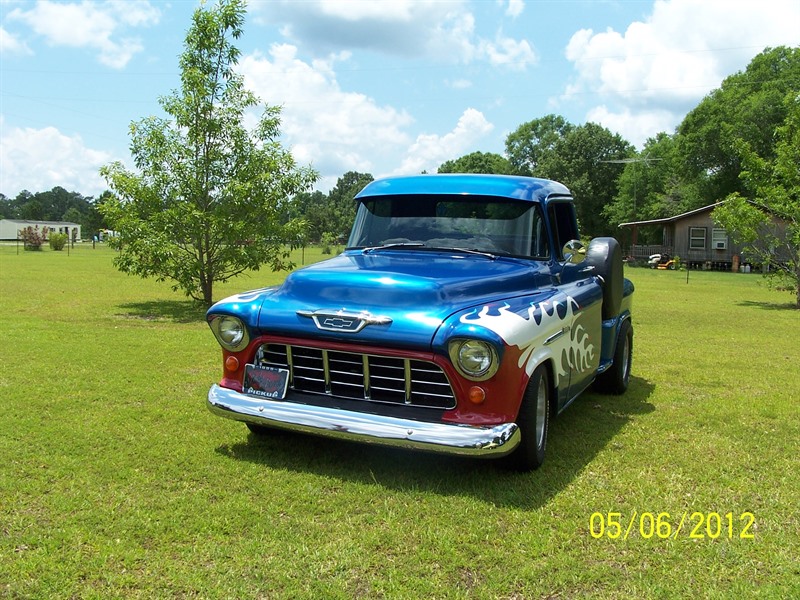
[207,384,520,458]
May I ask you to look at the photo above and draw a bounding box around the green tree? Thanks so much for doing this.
[713,93,800,308]
[438,151,514,175]
[287,190,326,242]
[325,171,374,242]
[62,207,83,225]
[505,114,574,176]
[678,46,800,205]
[540,123,633,237]
[603,133,703,238]
[84,193,111,239]
[100,0,316,306]
[505,117,631,235]
[0,194,12,219]
[16,190,44,220]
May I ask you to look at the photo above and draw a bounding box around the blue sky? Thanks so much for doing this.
[1,0,798,198]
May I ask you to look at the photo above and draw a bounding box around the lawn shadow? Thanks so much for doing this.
[214,376,656,510]
[116,300,207,323]
[737,300,798,311]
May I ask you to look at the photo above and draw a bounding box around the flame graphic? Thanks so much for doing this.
[461,297,595,386]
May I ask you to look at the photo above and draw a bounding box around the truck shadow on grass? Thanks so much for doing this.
[215,377,655,510]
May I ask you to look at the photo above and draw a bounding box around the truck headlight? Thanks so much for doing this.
[210,315,249,351]
[449,339,499,381]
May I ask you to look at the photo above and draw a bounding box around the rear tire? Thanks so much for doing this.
[594,319,633,394]
[505,366,550,471]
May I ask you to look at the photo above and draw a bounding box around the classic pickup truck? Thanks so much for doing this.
[207,174,634,470]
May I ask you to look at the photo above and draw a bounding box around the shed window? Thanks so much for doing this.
[689,227,707,250]
[712,228,728,250]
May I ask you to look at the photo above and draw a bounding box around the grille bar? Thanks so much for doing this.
[255,344,456,410]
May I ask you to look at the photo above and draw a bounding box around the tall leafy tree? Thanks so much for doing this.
[325,171,374,242]
[505,114,574,176]
[438,151,514,175]
[713,93,800,308]
[100,0,316,306]
[505,117,631,235]
[678,46,800,205]
[603,133,702,238]
[540,123,633,237]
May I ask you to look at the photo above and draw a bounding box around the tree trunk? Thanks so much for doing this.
[203,279,213,308]
[796,263,800,309]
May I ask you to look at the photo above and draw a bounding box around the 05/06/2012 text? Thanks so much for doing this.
[589,511,755,541]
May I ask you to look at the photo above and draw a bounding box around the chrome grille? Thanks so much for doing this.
[255,344,456,409]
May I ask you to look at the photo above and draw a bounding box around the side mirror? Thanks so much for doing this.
[562,240,586,265]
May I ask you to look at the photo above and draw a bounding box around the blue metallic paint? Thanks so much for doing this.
[206,174,635,462]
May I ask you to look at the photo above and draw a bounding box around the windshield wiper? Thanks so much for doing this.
[431,247,500,260]
[361,242,425,254]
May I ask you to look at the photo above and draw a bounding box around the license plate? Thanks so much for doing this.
[243,364,290,400]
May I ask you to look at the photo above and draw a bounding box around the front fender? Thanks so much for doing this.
[433,291,575,425]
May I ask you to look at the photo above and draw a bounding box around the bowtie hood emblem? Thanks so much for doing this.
[297,309,392,333]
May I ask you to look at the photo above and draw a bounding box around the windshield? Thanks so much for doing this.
[346,194,550,258]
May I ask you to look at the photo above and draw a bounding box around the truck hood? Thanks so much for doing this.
[257,250,553,349]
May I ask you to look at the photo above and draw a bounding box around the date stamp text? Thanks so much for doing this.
[589,511,756,540]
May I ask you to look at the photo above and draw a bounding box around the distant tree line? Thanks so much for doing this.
[3,41,797,305]
[3,46,796,245]
[0,187,111,239]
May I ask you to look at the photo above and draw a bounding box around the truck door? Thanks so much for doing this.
[547,200,602,406]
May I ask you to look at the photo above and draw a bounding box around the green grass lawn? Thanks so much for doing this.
[1,244,798,598]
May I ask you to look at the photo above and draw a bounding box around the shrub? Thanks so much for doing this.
[19,226,47,251]
[320,232,336,255]
[49,233,69,251]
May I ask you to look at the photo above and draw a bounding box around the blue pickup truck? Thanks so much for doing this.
[207,174,634,470]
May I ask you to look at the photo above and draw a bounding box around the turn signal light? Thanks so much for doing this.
[225,356,240,372]
[468,386,486,404]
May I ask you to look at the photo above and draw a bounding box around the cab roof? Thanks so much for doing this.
[356,174,572,203]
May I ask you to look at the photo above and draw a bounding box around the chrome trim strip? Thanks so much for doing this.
[403,359,412,405]
[322,349,331,394]
[296,309,393,333]
[362,354,371,399]
[208,384,520,457]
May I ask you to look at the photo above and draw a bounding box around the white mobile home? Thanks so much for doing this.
[0,219,82,242]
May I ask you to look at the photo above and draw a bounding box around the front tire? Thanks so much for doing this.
[505,366,551,471]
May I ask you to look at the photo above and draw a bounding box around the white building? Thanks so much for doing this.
[0,219,82,241]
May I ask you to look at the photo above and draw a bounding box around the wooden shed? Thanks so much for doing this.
[619,203,743,271]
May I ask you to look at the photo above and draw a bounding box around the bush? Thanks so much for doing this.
[19,226,47,250]
[49,233,69,251]
[320,232,336,255]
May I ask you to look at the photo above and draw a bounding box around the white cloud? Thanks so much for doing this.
[239,44,414,185]
[0,26,31,54]
[446,79,473,90]
[393,108,494,175]
[7,0,160,68]
[565,0,800,107]
[500,0,525,18]
[562,0,800,146]
[480,32,536,69]
[239,45,496,185]
[0,120,113,197]
[585,105,678,148]
[255,0,536,68]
